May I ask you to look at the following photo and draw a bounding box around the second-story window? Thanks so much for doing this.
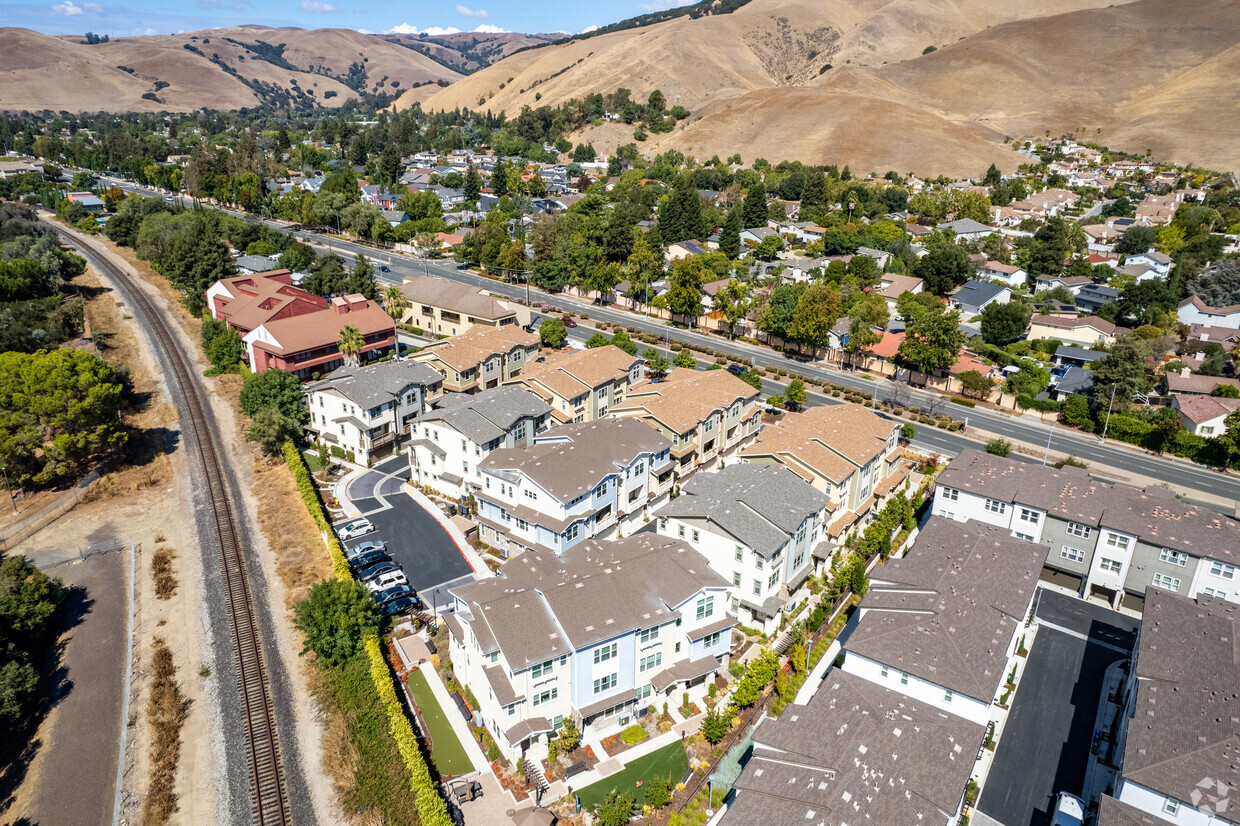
[593,643,618,664]
[531,659,554,678]
[695,595,714,620]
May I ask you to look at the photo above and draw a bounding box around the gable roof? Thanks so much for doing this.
[610,368,760,433]
[1164,373,1240,395]
[400,275,516,321]
[1180,295,1240,317]
[422,386,550,444]
[213,270,328,331]
[940,218,994,235]
[741,404,895,483]
[252,296,394,355]
[413,324,538,373]
[952,279,1009,307]
[1031,314,1118,335]
[511,345,642,401]
[306,359,442,408]
[1172,393,1240,425]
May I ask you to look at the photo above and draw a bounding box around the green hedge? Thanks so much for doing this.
[1016,394,1062,412]
[281,440,351,579]
[949,397,976,408]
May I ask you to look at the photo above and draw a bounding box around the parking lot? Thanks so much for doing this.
[337,455,477,612]
[976,589,1139,826]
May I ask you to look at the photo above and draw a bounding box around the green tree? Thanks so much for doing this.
[645,774,672,810]
[912,234,973,295]
[1060,392,1095,431]
[292,578,379,667]
[0,555,66,724]
[596,793,635,826]
[206,328,244,371]
[759,282,806,342]
[754,234,783,260]
[279,240,315,272]
[785,379,808,410]
[246,406,300,455]
[901,422,917,441]
[1091,336,1150,413]
[958,369,993,400]
[346,253,378,300]
[847,557,868,596]
[979,301,1032,343]
[383,285,405,319]
[240,369,308,427]
[337,324,365,367]
[643,347,670,379]
[986,438,1012,457]
[739,369,763,391]
[1213,384,1240,398]
[787,283,841,353]
[673,349,697,369]
[715,278,753,338]
[898,302,964,379]
[303,253,348,297]
[667,257,705,322]
[539,318,568,348]
[1025,217,1072,278]
[741,188,767,229]
[557,718,581,753]
[719,206,741,259]
[610,330,639,356]
[585,332,610,349]
[463,165,482,202]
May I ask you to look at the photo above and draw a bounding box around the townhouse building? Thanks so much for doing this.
[506,345,644,424]
[399,275,526,336]
[408,386,551,499]
[410,324,540,393]
[304,360,444,464]
[445,534,735,757]
[740,403,908,540]
[933,449,1240,610]
[609,368,763,481]
[475,418,674,557]
[1100,588,1240,826]
[655,464,831,634]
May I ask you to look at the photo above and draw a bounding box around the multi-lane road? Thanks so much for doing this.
[99,175,1240,511]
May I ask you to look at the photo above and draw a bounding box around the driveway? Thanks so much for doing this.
[976,590,1138,826]
[339,455,476,610]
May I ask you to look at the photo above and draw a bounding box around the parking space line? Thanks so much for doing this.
[1036,620,1131,655]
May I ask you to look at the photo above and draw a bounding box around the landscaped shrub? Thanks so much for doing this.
[619,724,649,744]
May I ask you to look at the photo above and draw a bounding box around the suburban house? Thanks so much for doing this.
[408,386,552,498]
[665,240,709,261]
[1101,588,1240,825]
[1177,295,1240,330]
[65,191,106,212]
[933,449,1240,609]
[1123,250,1174,279]
[950,279,1011,316]
[1033,274,1092,295]
[1052,345,1107,369]
[506,345,644,424]
[655,464,831,634]
[739,226,777,249]
[0,159,42,178]
[304,360,444,464]
[410,325,540,393]
[233,254,280,275]
[1162,371,1240,396]
[609,368,764,480]
[1049,365,1093,401]
[740,404,908,541]
[722,519,1042,826]
[939,217,996,242]
[399,275,526,336]
[474,418,674,557]
[979,260,1029,289]
[1075,283,1121,314]
[1029,314,1118,347]
[445,534,734,758]
[1171,393,1240,436]
[873,272,925,314]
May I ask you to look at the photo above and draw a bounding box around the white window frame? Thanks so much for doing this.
[984,499,1007,515]
[1105,533,1131,552]
[1159,548,1188,567]
[1152,573,1181,592]
[593,643,618,664]
[1060,546,1086,563]
[940,487,959,501]
[1066,522,1092,538]
[1099,557,1123,574]
[1211,561,1237,580]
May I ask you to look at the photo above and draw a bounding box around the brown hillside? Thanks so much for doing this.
[384,32,561,75]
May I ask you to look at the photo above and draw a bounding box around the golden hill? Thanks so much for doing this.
[384,32,562,75]
[0,26,461,113]
[402,0,1240,176]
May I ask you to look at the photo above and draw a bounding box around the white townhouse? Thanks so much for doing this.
[408,386,552,499]
[304,360,443,464]
[655,464,831,634]
[444,534,735,757]
[474,418,674,558]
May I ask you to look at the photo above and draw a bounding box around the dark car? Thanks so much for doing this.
[372,583,416,605]
[380,595,426,617]
[726,364,747,377]
[379,264,390,272]
[348,549,390,570]
[562,316,577,328]
[357,560,401,582]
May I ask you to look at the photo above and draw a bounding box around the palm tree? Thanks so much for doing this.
[337,324,364,367]
[383,285,405,320]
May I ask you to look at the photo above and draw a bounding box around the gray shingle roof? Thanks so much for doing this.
[1098,794,1160,825]
[658,464,828,557]
[1055,345,1106,362]
[940,217,994,235]
[953,279,1008,307]
[724,669,983,826]
[847,518,1043,701]
[1120,589,1240,813]
[423,386,550,445]
[307,360,443,409]
[1053,365,1094,396]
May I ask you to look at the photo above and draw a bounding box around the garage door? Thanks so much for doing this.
[1040,566,1083,592]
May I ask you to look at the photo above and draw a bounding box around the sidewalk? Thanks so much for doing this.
[402,483,492,576]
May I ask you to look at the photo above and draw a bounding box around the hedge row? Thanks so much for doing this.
[1017,394,1063,413]
[281,441,350,580]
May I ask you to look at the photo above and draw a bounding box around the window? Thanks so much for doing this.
[1067,522,1092,538]
[733,572,742,586]
[796,523,806,543]
[508,704,517,716]
[1152,574,1181,592]
[731,597,740,612]
[593,643,618,664]
[524,489,537,500]
[1015,532,1035,542]
[1159,548,1188,567]
[1099,557,1123,574]
[703,630,723,648]
[691,529,699,542]
[639,626,659,644]
[1019,508,1040,524]
[940,487,959,501]
[515,421,526,441]
[735,545,743,562]
[704,418,714,432]
[1211,561,1237,580]
[1060,546,1086,563]
[768,572,779,590]
[753,580,762,596]
[880,665,889,679]
[1203,587,1224,598]
[984,499,1007,515]
[1163,799,1180,815]
[755,556,763,570]
[633,461,644,476]
[593,674,617,694]
[565,523,580,542]
[1202,426,1216,436]
[1105,533,1131,552]
[944,690,954,703]
[695,595,714,620]
[900,672,909,686]
[488,652,498,664]
[793,552,805,570]
[532,688,557,706]
[938,509,955,519]
[678,525,685,538]
[531,659,554,678]
[639,652,662,672]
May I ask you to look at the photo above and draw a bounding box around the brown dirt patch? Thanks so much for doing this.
[152,546,178,599]
[142,637,187,826]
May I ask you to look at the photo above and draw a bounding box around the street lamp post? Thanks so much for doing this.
[1043,422,1057,465]
[1100,383,1118,442]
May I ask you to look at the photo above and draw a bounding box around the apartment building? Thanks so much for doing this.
[304,360,444,464]
[399,275,527,336]
[408,386,551,499]
[610,368,764,480]
[506,345,644,424]
[655,464,831,634]
[740,403,907,539]
[445,534,734,757]
[1101,588,1240,825]
[410,324,540,393]
[933,449,1240,610]
[475,418,673,557]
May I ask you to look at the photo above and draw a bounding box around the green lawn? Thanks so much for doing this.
[406,668,474,777]
[300,449,328,472]
[575,740,690,810]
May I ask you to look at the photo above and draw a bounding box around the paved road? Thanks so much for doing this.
[338,455,475,610]
[977,590,1138,826]
[99,176,1240,509]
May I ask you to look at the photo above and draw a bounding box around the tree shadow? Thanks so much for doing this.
[0,585,94,816]
[122,425,181,467]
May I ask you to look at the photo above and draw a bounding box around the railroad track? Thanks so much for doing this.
[61,230,292,826]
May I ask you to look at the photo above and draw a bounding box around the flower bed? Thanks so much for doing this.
[678,702,701,720]
[541,744,599,782]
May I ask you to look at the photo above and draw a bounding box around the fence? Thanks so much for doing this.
[0,470,102,553]
[29,538,127,570]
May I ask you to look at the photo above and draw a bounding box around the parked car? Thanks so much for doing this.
[365,569,409,593]
[348,549,390,570]
[726,364,747,377]
[371,583,416,605]
[562,316,577,328]
[379,595,425,617]
[338,518,375,540]
[345,540,386,561]
[356,560,401,582]
[379,264,390,272]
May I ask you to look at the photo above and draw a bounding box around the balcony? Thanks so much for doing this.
[369,430,395,448]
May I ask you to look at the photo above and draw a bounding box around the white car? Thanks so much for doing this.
[365,569,408,593]
[338,518,375,540]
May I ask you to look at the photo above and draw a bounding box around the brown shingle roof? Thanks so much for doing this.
[400,275,517,320]
[510,345,641,401]
[741,404,896,482]
[252,296,394,355]
[413,324,538,373]
[610,368,761,433]
[1031,314,1117,335]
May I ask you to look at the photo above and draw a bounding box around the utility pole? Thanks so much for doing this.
[1100,383,1118,442]
[1043,422,1057,465]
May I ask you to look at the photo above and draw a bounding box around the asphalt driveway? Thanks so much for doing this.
[339,455,475,609]
[976,590,1138,826]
